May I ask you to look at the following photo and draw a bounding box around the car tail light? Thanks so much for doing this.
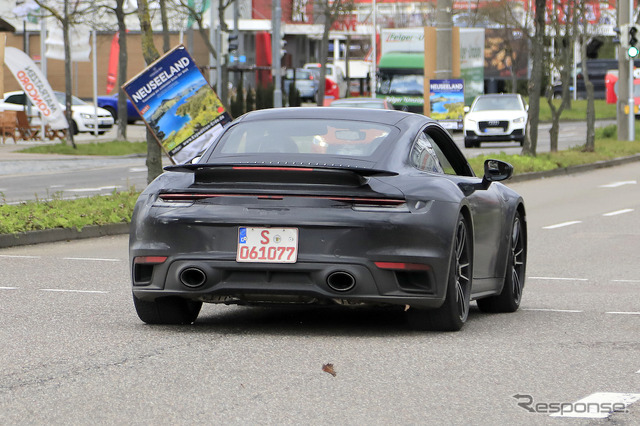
[374,262,431,271]
[134,256,167,264]
[158,192,406,208]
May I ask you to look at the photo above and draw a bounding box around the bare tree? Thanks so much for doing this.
[173,0,233,108]
[94,0,136,140]
[314,0,354,106]
[521,0,546,156]
[35,0,94,148]
[577,0,595,151]
[544,0,578,152]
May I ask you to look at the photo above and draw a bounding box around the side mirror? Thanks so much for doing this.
[483,159,513,184]
[458,159,514,195]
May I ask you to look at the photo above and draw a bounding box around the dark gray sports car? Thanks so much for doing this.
[129,107,527,331]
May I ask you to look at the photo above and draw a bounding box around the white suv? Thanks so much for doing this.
[2,91,114,135]
[463,94,528,148]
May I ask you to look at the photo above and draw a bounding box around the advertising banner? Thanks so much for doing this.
[123,45,231,164]
[3,46,68,130]
[429,79,464,130]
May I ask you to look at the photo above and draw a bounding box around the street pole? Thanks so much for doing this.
[272,0,283,108]
[617,0,631,141]
[371,0,376,97]
[435,0,453,80]
[627,0,635,141]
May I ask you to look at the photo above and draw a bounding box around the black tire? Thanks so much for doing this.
[477,211,526,313]
[133,294,202,325]
[464,138,474,148]
[104,106,117,121]
[407,213,472,331]
[71,121,78,135]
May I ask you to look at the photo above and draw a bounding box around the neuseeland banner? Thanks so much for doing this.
[124,44,231,164]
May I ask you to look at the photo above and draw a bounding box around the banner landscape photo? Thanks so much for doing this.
[124,45,231,163]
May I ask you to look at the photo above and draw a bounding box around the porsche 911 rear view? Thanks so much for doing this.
[130,107,527,331]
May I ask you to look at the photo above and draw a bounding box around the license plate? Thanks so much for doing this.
[484,127,503,134]
[237,227,298,263]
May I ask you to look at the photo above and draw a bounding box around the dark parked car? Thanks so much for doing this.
[97,93,141,124]
[129,107,527,331]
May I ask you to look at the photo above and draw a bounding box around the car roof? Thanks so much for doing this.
[475,93,520,99]
[235,106,426,126]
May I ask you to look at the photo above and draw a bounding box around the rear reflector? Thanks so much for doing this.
[134,256,168,264]
[375,262,431,271]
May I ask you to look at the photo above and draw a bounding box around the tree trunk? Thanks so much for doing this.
[521,0,546,156]
[160,0,171,53]
[137,0,163,183]
[116,0,128,140]
[62,0,75,148]
[582,38,595,152]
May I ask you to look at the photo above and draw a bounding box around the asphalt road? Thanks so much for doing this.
[0,161,638,424]
[0,119,617,204]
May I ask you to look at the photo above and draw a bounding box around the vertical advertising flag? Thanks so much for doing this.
[123,45,231,164]
[3,46,68,130]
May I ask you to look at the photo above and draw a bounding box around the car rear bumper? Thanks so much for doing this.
[131,257,448,309]
[130,201,459,308]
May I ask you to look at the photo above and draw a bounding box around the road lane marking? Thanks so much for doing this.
[40,289,109,294]
[0,287,18,290]
[543,221,582,229]
[528,277,589,281]
[603,209,634,216]
[605,311,640,315]
[599,180,637,188]
[549,392,640,419]
[67,186,121,192]
[129,167,147,172]
[62,257,121,262]
[523,308,583,313]
[0,255,41,259]
[612,279,640,283]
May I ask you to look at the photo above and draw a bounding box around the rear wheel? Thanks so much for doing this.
[464,138,475,148]
[407,214,472,331]
[477,211,526,313]
[133,294,202,324]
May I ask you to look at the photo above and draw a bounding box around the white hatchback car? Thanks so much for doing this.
[463,94,528,148]
[2,90,114,135]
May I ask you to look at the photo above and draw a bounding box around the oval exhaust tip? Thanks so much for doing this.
[180,267,207,288]
[326,271,356,292]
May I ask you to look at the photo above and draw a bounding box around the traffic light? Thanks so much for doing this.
[280,39,287,58]
[628,24,639,59]
[228,34,239,54]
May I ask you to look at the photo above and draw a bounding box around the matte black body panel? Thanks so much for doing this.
[130,108,526,310]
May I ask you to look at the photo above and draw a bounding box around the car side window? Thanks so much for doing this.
[424,127,474,176]
[410,133,444,174]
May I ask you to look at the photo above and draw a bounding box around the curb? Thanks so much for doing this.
[0,223,130,249]
[508,153,640,182]
[1,154,639,249]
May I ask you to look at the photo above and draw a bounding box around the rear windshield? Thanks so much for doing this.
[285,69,313,80]
[213,118,394,158]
